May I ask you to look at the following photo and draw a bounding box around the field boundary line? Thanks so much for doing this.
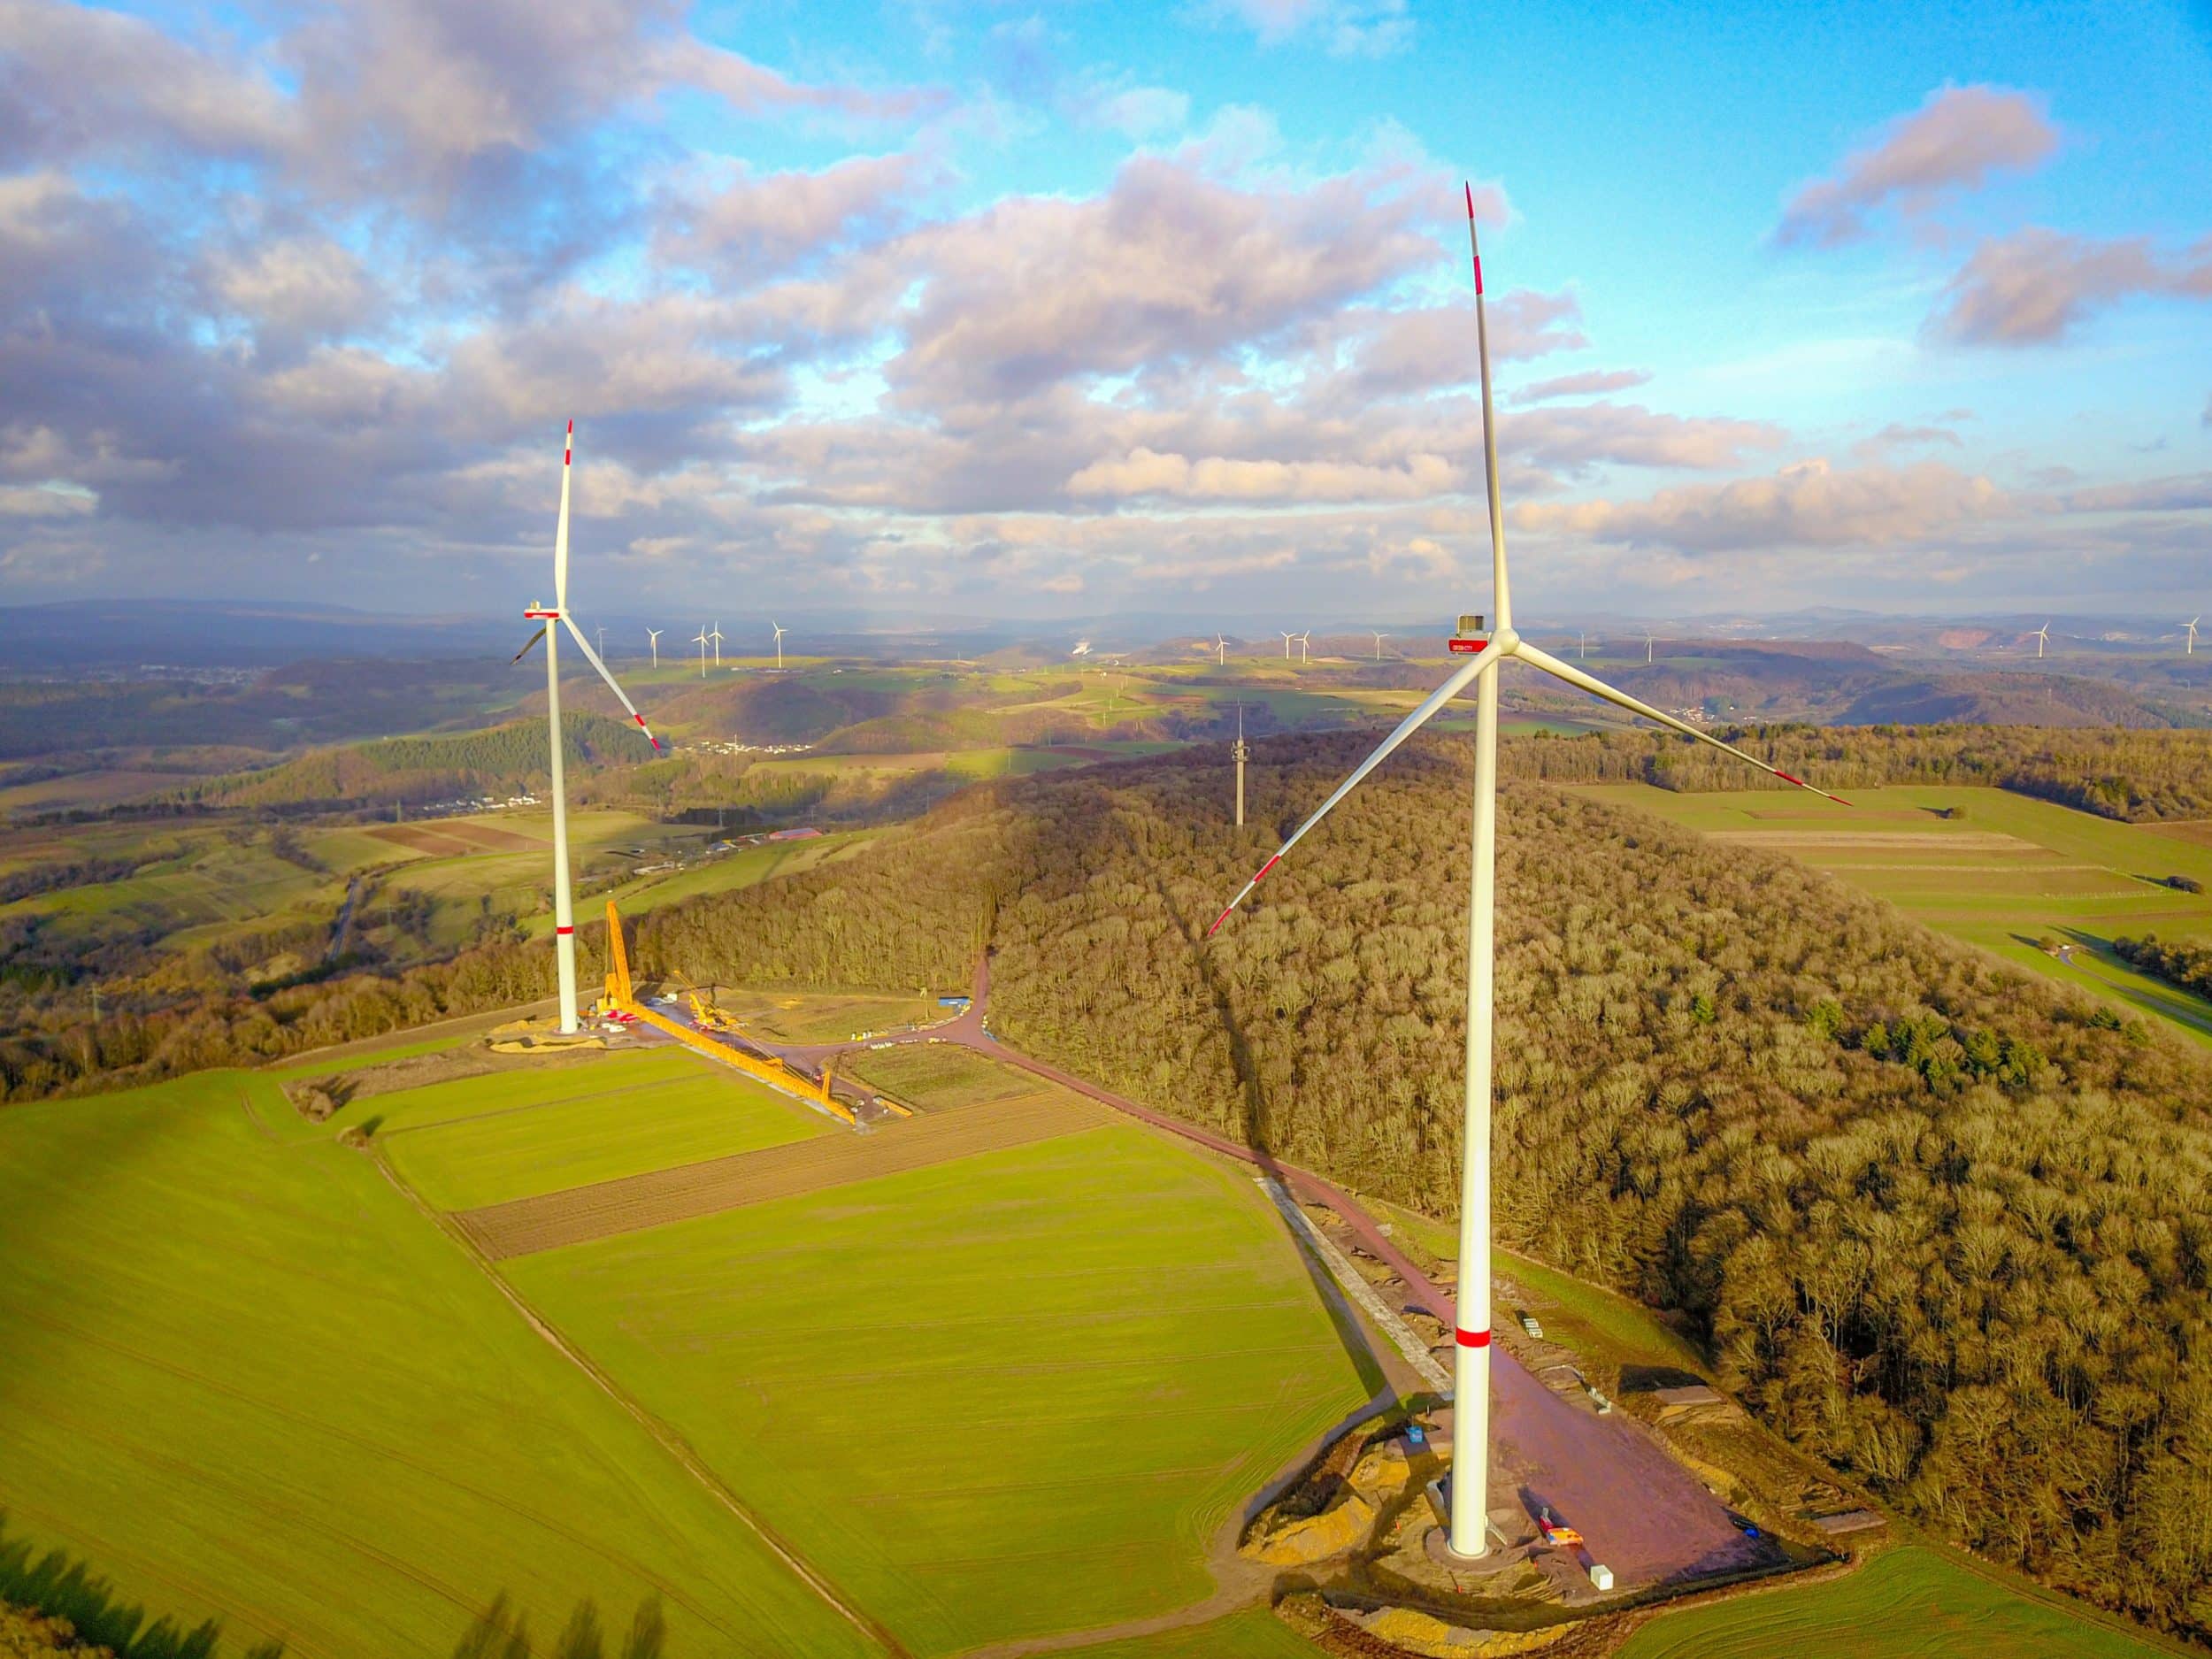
[1258,1176,1448,1390]
[365,1145,911,1659]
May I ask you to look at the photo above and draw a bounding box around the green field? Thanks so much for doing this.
[841,1044,1047,1111]
[710,986,944,1043]
[506,1123,1373,1657]
[1068,1607,1319,1656]
[605,827,881,914]
[1575,784,2212,1045]
[375,1050,828,1210]
[0,1072,877,1659]
[1619,1546,2182,1659]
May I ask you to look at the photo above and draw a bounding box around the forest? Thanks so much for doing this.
[1498,722,2212,820]
[2112,934,2212,1002]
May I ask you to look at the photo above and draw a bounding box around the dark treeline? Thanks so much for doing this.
[1497,723,2212,820]
[0,855,149,905]
[628,733,2212,1645]
[2112,934,2212,1002]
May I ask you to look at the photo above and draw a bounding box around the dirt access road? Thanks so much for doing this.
[744,956,1765,1594]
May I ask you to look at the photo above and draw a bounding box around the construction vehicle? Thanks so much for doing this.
[1535,1509,1585,1550]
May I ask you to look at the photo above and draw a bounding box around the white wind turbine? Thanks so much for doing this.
[513,422,663,1035]
[1297,631,1312,664]
[1372,630,1391,661]
[2033,621,2052,658]
[1644,629,1655,664]
[1217,633,1228,666]
[647,627,662,668]
[2183,617,2198,656]
[692,626,710,678]
[772,620,787,669]
[710,621,725,667]
[1280,630,1296,660]
[1206,188,1847,1562]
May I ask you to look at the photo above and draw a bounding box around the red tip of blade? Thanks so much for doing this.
[1206,907,1233,938]
[566,419,573,434]
[1825,792,1852,807]
[634,714,646,726]
[1464,180,1474,219]
[650,739,663,751]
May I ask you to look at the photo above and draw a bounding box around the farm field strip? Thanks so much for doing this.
[380,1063,830,1212]
[457,1090,1107,1259]
[504,1124,1373,1657]
[1616,1545,2183,1659]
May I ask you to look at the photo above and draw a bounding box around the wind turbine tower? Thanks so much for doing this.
[1216,633,1228,666]
[647,627,662,667]
[1207,190,1847,1561]
[710,621,724,667]
[772,620,787,669]
[692,626,709,677]
[1297,632,1311,664]
[1232,703,1248,827]
[1578,630,1586,661]
[1372,631,1390,661]
[1644,630,1655,664]
[2187,617,2201,656]
[1279,630,1294,660]
[513,422,662,1034]
[2034,621,2052,659]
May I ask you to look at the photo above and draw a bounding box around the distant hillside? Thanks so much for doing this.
[644,677,898,743]
[180,714,644,810]
[1839,671,2183,728]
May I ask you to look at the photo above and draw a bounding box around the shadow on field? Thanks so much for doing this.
[451,1593,666,1659]
[0,1515,282,1658]
[1187,930,1389,1400]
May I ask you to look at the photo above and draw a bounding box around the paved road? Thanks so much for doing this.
[742,955,1767,1591]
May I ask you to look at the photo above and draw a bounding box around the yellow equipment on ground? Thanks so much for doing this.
[599,900,855,1125]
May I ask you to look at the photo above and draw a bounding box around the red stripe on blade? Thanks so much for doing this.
[1252,854,1282,884]
[1455,1327,1491,1348]
[1473,256,1483,296]
[1776,770,1805,787]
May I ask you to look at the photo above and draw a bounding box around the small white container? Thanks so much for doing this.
[1588,1563,1614,1592]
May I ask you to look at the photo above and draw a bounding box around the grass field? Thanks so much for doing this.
[841,1044,1048,1111]
[0,1071,877,1659]
[1574,784,2212,1045]
[1066,1608,1319,1656]
[505,1123,1374,1657]
[606,828,880,914]
[1618,1546,2183,1659]
[373,1049,829,1210]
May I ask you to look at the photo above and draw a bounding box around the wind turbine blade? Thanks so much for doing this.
[511,626,547,664]
[1465,184,1511,633]
[559,614,663,751]
[1207,651,1498,936]
[554,419,573,611]
[1513,639,1849,805]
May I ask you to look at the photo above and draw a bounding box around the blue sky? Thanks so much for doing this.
[0,0,2207,626]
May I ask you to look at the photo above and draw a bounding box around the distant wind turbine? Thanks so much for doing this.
[1372,630,1390,661]
[1578,630,1586,660]
[692,626,709,678]
[647,627,662,668]
[2184,617,2199,656]
[772,620,787,670]
[1644,629,1655,664]
[1279,630,1295,660]
[2033,621,2051,658]
[709,621,724,667]
[1216,633,1228,666]
[512,421,662,1035]
[1297,631,1311,664]
[1206,190,1847,1563]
